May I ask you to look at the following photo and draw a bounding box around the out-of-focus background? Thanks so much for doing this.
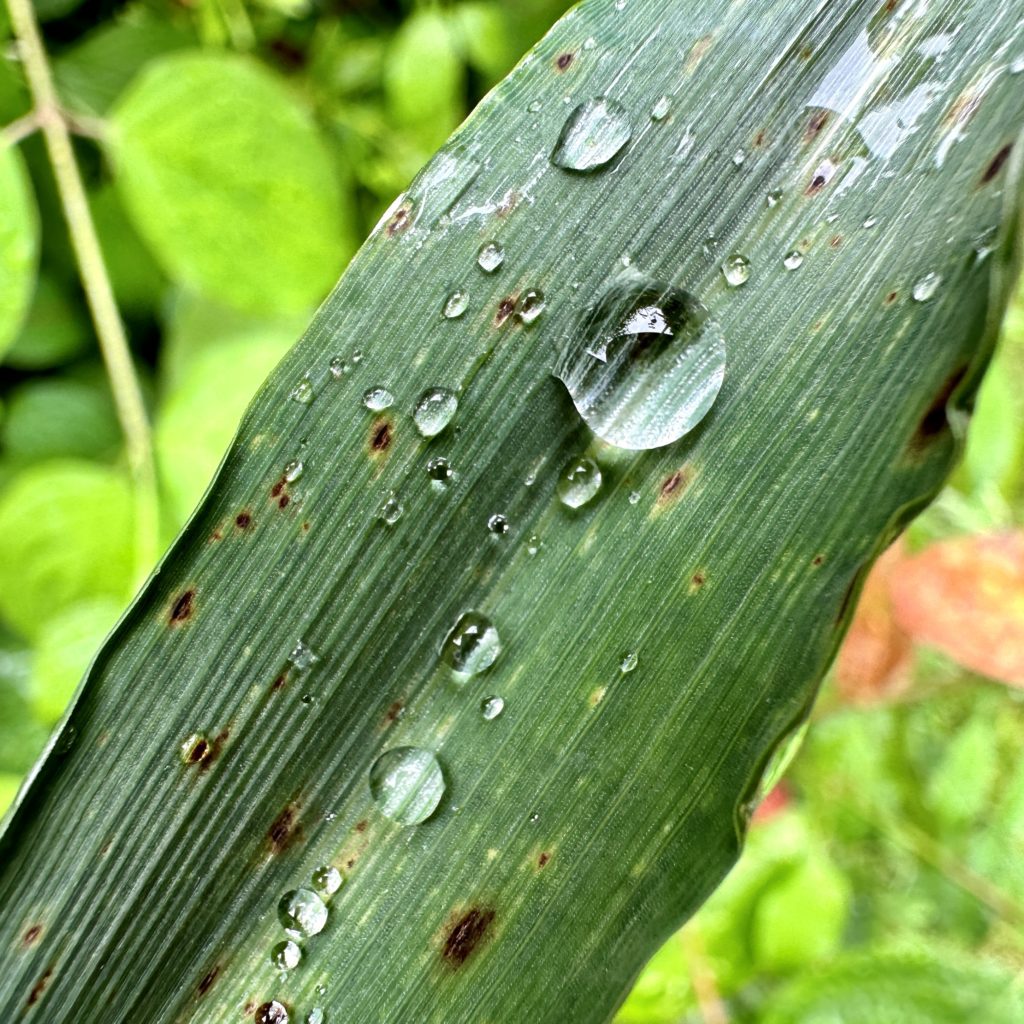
[0,1,1022,1019]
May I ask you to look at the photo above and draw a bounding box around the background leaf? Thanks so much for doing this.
[0,143,39,359]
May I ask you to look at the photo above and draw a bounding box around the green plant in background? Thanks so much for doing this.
[1,0,1024,1022]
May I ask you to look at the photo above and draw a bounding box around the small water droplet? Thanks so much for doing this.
[527,534,541,556]
[427,456,453,483]
[278,889,328,937]
[284,460,304,483]
[271,940,301,971]
[766,188,783,207]
[551,97,632,172]
[722,254,750,287]
[289,640,318,671]
[443,290,469,319]
[583,36,597,50]
[628,490,641,505]
[731,148,746,166]
[529,812,540,823]
[487,513,510,535]
[290,378,314,404]
[351,350,363,364]
[783,250,804,271]
[306,1010,325,1024]
[363,386,394,411]
[614,0,626,9]
[481,695,505,720]
[554,274,726,450]
[557,457,602,508]
[413,388,458,437]
[442,612,501,676]
[651,96,671,121]
[516,289,546,324]
[300,693,313,705]
[256,1001,289,1024]
[312,865,343,896]
[863,216,878,229]
[378,494,403,525]
[912,271,941,302]
[329,356,348,379]
[369,747,445,826]
[620,651,638,674]
[477,241,505,273]
[1010,57,1024,74]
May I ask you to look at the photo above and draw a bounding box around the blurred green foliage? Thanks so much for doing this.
[0,0,1022,1018]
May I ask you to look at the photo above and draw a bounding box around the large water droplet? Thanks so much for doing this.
[557,457,602,508]
[481,695,505,720]
[278,889,328,937]
[363,386,394,411]
[912,272,941,302]
[290,378,314,404]
[722,254,750,287]
[487,513,510,535]
[369,747,445,826]
[477,241,505,273]
[312,865,343,895]
[289,640,318,671]
[427,456,453,483]
[306,1010,325,1024]
[256,1002,289,1024]
[516,290,546,325]
[271,940,301,971]
[377,494,403,525]
[651,96,671,121]
[551,97,632,172]
[442,612,501,676]
[554,275,726,450]
[443,290,469,319]
[284,460,304,483]
[413,388,458,437]
[783,250,804,271]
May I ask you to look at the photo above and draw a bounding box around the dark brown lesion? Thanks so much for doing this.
[267,801,304,855]
[980,143,1012,185]
[494,296,517,326]
[26,966,53,1007]
[197,964,220,996]
[555,51,574,71]
[386,204,412,237]
[370,418,393,455]
[22,924,42,946]
[169,589,195,625]
[657,464,694,505]
[442,907,496,967]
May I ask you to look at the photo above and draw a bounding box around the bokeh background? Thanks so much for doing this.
[0,1,1022,1020]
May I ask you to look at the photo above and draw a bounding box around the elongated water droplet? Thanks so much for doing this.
[722,254,750,287]
[312,865,343,895]
[554,275,726,450]
[369,747,445,826]
[427,456,453,483]
[284,460,304,483]
[481,695,505,720]
[517,290,546,324]
[413,388,458,437]
[378,494,403,525]
[290,378,314,404]
[477,242,505,273]
[557,457,602,508]
[443,290,469,319]
[651,96,671,121]
[912,272,941,302]
[783,250,804,271]
[442,612,501,676]
[271,940,301,971]
[289,640,318,671]
[551,97,632,172]
[363,386,394,411]
[278,889,328,937]
[863,216,878,229]
[620,651,638,674]
[256,1002,289,1024]
[306,1010,325,1024]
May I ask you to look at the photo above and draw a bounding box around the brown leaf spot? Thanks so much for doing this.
[495,296,517,326]
[271,480,284,498]
[184,736,209,765]
[268,802,303,855]
[235,511,252,530]
[812,554,825,567]
[170,590,195,625]
[243,1000,256,1016]
[386,205,412,237]
[197,965,220,997]
[384,700,404,725]
[271,673,287,692]
[278,495,290,509]
[301,521,310,533]
[355,819,368,832]
[753,130,767,148]
[804,110,829,143]
[657,464,694,505]
[690,571,707,592]
[537,852,550,868]
[830,234,843,248]
[884,290,899,306]
[26,967,52,1007]
[685,34,714,74]
[980,143,1012,185]
[555,51,574,71]
[496,190,520,217]
[23,924,42,946]
[370,418,392,454]
[442,907,495,967]
[210,528,224,542]
[909,367,967,453]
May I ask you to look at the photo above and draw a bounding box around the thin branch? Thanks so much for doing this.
[5,0,160,577]
[2,109,40,144]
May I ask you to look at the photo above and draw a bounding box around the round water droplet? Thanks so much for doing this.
[256,1001,289,1024]
[306,1010,325,1024]
[369,747,445,826]
[363,386,394,411]
[912,271,941,302]
[488,513,510,535]
[271,940,301,971]
[329,356,348,379]
[289,640,318,671]
[427,456,453,483]
[481,695,505,720]
[551,97,632,172]
[312,865,343,895]
[783,250,804,271]
[766,188,783,207]
[477,242,505,273]
[731,149,746,166]
[722,254,750,287]
[413,388,458,437]
[284,460,304,483]
[651,96,671,121]
[351,350,363,364]
[516,290,546,325]
[278,889,328,937]
[442,612,501,676]
[557,457,602,508]
[620,651,638,674]
[554,275,726,450]
[290,378,314,404]
[528,100,543,113]
[378,494,403,525]
[443,290,469,319]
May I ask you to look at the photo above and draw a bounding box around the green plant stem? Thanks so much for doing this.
[6,0,159,579]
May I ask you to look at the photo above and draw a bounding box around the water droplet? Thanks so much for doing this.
[722,254,750,287]
[529,812,540,824]
[443,290,469,319]
[1011,57,1024,74]
[651,96,671,121]
[783,250,804,271]
[477,242,505,273]
[306,1010,325,1024]
[363,386,394,411]
[284,460,304,483]
[290,378,314,404]
[351,350,363,364]
[731,148,746,166]
[516,290,546,325]
[369,747,445,826]
[256,1001,289,1024]
[378,494,403,525]
[289,640,318,671]
[481,696,505,720]
[863,216,878,229]
[278,888,328,937]
[554,275,726,450]
[628,490,641,504]
[442,612,501,676]
[620,651,638,674]
[551,97,632,172]
[271,940,301,971]
[413,388,458,437]
[912,272,941,302]
[557,457,602,508]
[583,36,597,50]
[526,534,541,556]
[528,100,543,113]
[427,456,453,483]
[312,865,343,896]
[614,0,626,10]
[766,188,783,207]
[300,693,313,705]
[329,356,348,378]
[487,513,510,535]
